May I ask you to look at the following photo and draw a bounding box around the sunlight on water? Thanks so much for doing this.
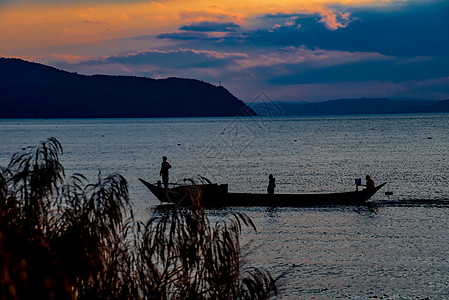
[1,114,449,298]
[222,206,449,298]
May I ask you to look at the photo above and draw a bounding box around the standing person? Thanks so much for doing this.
[267,174,276,195]
[365,175,375,189]
[160,156,171,188]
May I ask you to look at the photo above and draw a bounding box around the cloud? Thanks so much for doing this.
[261,46,385,66]
[259,5,354,31]
[239,1,449,57]
[84,19,111,25]
[179,21,240,32]
[52,45,392,86]
[178,8,242,24]
[46,54,93,63]
[269,56,449,85]
[158,31,212,41]
[63,27,98,35]
[159,21,242,41]
[400,76,449,100]
[72,48,247,71]
[318,10,352,30]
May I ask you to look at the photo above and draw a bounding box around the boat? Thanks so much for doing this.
[138,178,228,207]
[138,178,386,208]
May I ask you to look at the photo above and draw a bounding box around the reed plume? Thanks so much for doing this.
[0,138,277,299]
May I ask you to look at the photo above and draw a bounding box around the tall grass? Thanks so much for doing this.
[0,138,277,299]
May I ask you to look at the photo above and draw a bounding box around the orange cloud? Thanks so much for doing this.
[318,9,352,30]
[178,8,244,26]
[0,0,403,58]
[47,54,93,63]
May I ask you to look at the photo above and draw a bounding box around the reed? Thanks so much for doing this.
[0,138,277,299]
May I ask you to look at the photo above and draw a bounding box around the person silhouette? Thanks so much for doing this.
[267,174,276,195]
[365,175,375,189]
[160,156,171,188]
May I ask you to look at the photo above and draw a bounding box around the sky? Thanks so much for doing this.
[1,0,449,102]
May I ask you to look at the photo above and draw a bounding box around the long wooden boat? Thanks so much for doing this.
[139,178,386,208]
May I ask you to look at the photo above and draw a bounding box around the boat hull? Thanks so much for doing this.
[138,178,386,208]
[223,186,384,207]
[138,178,228,207]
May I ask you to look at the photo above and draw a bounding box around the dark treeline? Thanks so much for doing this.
[0,138,277,299]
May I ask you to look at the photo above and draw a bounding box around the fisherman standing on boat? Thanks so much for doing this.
[365,175,375,189]
[160,156,171,188]
[267,174,276,195]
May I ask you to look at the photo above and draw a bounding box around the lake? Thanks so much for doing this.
[1,114,448,298]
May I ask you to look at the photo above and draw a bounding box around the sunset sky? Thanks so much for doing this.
[1,0,448,102]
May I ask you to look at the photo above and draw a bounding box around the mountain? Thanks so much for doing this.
[250,98,449,116]
[0,58,256,118]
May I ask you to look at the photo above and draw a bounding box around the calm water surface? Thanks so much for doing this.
[1,114,448,298]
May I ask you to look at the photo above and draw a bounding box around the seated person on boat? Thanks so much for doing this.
[365,175,375,189]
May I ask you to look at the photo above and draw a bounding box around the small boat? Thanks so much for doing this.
[139,178,386,208]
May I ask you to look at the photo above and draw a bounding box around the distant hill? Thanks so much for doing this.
[250,98,449,116]
[0,58,256,118]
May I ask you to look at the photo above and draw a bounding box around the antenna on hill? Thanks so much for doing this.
[218,81,222,87]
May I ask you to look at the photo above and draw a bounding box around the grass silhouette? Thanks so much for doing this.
[0,138,277,299]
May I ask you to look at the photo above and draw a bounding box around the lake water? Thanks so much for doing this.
[1,114,449,298]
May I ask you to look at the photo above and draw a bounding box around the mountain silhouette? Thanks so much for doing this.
[250,98,449,116]
[0,58,256,118]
